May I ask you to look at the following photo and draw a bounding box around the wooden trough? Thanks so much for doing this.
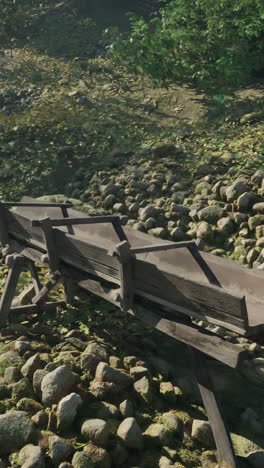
[0,196,263,468]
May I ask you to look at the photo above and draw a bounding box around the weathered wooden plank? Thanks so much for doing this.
[190,348,237,467]
[113,241,134,311]
[4,202,72,208]
[137,289,247,335]
[131,305,247,369]
[74,273,246,369]
[131,241,197,254]
[9,301,65,315]
[32,216,123,227]
[134,260,248,327]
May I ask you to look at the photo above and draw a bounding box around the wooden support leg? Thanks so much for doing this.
[31,271,62,305]
[189,347,237,468]
[63,277,77,304]
[27,259,45,308]
[0,255,24,326]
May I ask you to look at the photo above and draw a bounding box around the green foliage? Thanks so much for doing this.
[110,0,264,94]
[0,0,35,52]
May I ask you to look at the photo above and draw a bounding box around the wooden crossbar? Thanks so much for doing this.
[31,215,129,227]
[31,215,129,243]
[1,202,73,208]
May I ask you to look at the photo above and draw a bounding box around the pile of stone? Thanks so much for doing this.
[45,144,264,270]
[0,316,263,468]
[0,87,39,114]
[0,328,212,468]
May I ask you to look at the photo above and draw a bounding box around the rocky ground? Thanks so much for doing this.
[0,288,264,468]
[42,147,264,269]
[0,3,264,466]
[0,157,262,468]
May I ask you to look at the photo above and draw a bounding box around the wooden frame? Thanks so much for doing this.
[2,197,264,468]
[0,254,64,327]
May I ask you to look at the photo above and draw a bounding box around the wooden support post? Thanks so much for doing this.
[61,202,74,235]
[110,240,134,311]
[189,347,237,468]
[26,259,45,309]
[0,203,9,246]
[39,218,59,271]
[112,219,128,242]
[63,277,77,304]
[0,255,24,326]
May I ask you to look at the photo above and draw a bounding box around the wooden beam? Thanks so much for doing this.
[3,202,72,208]
[111,241,134,311]
[189,347,237,468]
[32,216,124,227]
[9,301,65,315]
[0,203,9,246]
[112,219,128,242]
[188,245,221,287]
[0,255,24,326]
[131,241,197,254]
[75,273,247,369]
[38,218,59,271]
[129,305,247,370]
[27,260,45,308]
[31,272,62,305]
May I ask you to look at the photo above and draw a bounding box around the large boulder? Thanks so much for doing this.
[143,423,173,447]
[253,202,264,214]
[21,354,42,380]
[81,419,109,446]
[82,343,109,362]
[95,362,132,389]
[11,378,34,401]
[19,444,45,468]
[191,420,215,449]
[0,351,24,375]
[225,181,248,202]
[117,417,143,449]
[49,435,74,464]
[0,411,36,455]
[72,451,95,468]
[197,205,224,224]
[57,393,83,431]
[83,443,111,468]
[41,365,77,406]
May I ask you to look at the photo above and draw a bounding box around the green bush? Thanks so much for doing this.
[110,0,264,93]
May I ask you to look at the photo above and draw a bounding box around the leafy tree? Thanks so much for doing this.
[0,0,35,55]
[110,0,264,94]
